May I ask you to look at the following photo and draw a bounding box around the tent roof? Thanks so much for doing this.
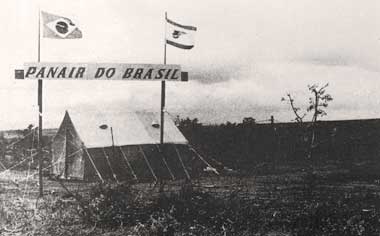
[62,110,188,148]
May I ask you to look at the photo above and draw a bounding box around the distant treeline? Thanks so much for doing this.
[2,117,380,173]
[177,117,380,171]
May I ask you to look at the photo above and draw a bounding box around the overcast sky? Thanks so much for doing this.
[1,0,380,129]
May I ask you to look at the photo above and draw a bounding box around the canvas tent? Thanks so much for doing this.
[51,110,213,182]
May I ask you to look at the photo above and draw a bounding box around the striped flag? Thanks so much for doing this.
[166,18,197,49]
[41,11,82,39]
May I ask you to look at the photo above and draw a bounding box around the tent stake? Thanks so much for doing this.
[189,146,219,175]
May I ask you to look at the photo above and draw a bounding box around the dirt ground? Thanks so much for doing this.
[0,163,380,235]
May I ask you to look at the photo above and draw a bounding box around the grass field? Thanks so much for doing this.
[0,161,379,235]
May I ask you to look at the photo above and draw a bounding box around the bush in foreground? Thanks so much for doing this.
[6,180,380,236]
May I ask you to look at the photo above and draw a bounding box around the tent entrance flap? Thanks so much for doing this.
[51,111,85,180]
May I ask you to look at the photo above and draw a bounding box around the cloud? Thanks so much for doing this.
[189,64,242,84]
[1,0,380,128]
[2,58,380,129]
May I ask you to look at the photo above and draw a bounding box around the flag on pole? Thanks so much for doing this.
[166,18,197,49]
[41,11,82,39]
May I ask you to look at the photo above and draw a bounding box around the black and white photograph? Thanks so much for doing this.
[1,0,380,235]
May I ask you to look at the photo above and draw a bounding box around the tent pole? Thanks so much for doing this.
[37,9,44,197]
[160,12,168,145]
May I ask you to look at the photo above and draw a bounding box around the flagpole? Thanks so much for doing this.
[160,12,167,145]
[37,9,43,197]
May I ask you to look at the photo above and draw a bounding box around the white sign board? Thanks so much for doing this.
[21,63,184,81]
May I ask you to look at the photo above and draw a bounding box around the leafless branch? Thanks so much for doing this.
[283,94,306,123]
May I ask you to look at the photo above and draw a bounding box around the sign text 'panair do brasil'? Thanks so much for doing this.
[21,63,186,81]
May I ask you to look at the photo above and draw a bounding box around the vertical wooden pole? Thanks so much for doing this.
[37,10,43,197]
[160,12,167,145]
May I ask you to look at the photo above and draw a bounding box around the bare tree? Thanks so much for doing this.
[281,94,306,124]
[306,83,333,158]
[282,84,333,199]
[282,83,333,158]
